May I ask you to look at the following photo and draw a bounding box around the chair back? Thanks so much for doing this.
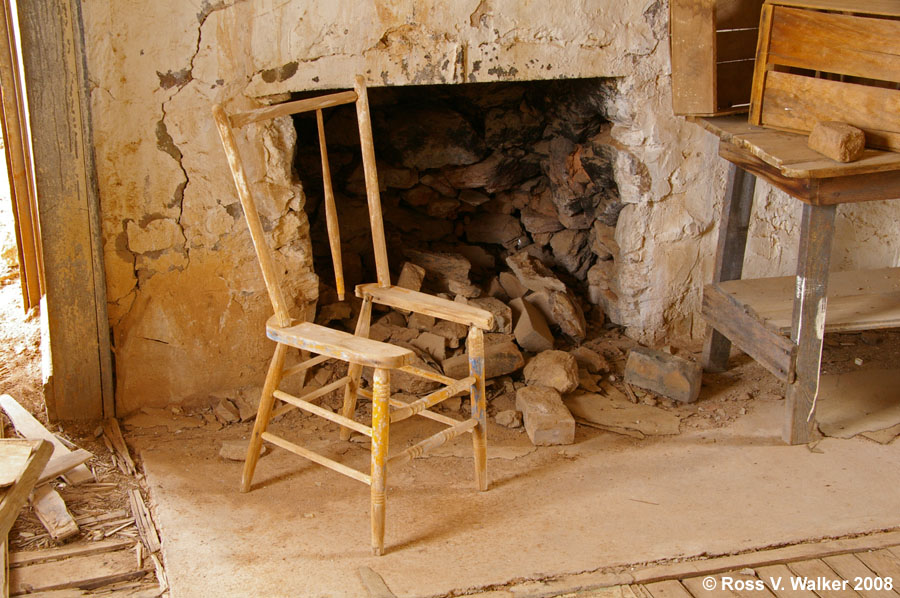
[212,76,391,327]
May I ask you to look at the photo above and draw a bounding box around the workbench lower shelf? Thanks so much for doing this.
[702,267,900,382]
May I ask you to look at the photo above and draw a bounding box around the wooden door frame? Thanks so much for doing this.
[10,0,114,420]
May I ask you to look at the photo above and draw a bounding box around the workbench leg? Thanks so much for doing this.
[784,203,836,445]
[702,162,756,372]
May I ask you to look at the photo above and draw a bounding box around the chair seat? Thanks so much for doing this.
[356,283,495,330]
[266,317,414,369]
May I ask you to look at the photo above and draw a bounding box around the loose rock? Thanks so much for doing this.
[624,347,702,403]
[510,297,554,353]
[442,340,525,379]
[523,350,579,394]
[495,409,523,428]
[515,386,575,445]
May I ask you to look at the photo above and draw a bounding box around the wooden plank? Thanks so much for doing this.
[718,268,900,335]
[822,554,900,598]
[669,0,717,115]
[357,566,397,598]
[9,540,132,568]
[756,564,819,598]
[717,142,900,205]
[229,90,358,128]
[37,450,92,486]
[787,559,861,598]
[683,572,776,598]
[760,72,900,152]
[356,284,494,329]
[768,0,900,19]
[749,2,775,125]
[9,549,151,595]
[645,580,694,598]
[0,395,93,485]
[571,532,900,589]
[0,445,33,487]
[784,203,835,445]
[261,432,371,485]
[768,7,900,84]
[0,440,51,539]
[30,485,78,541]
[701,283,796,381]
[17,0,113,420]
[266,320,413,369]
[128,490,160,554]
[702,161,755,372]
[855,550,900,589]
[693,116,900,179]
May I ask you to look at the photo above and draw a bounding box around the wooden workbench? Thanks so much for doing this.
[695,115,900,444]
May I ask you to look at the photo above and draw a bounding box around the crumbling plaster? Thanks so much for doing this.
[81,0,900,412]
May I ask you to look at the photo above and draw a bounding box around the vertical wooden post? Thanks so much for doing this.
[16,0,114,419]
[353,75,391,288]
[316,108,345,301]
[370,367,390,556]
[467,326,488,491]
[702,162,756,372]
[0,0,42,309]
[340,297,373,441]
[241,342,289,492]
[784,203,835,445]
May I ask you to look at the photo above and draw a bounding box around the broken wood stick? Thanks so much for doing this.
[9,538,132,568]
[30,484,79,541]
[102,419,136,476]
[0,394,93,485]
[36,449,92,486]
[128,490,160,554]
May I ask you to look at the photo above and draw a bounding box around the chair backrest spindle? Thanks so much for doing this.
[353,76,392,288]
[211,104,293,328]
[316,108,345,301]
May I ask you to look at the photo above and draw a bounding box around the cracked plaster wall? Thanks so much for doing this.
[82,0,900,412]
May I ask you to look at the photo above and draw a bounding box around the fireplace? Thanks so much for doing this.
[292,78,623,343]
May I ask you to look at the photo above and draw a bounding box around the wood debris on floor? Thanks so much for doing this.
[0,394,168,597]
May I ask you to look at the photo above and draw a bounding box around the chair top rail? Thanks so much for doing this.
[229,90,358,128]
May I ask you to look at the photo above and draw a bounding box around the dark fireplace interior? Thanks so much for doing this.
[291,77,622,345]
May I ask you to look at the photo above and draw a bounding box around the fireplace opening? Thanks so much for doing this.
[291,77,622,348]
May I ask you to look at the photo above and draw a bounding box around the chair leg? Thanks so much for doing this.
[370,367,390,556]
[467,326,488,491]
[241,342,288,493]
[340,297,373,441]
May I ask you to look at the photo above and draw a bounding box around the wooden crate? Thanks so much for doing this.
[669,0,766,116]
[749,1,900,151]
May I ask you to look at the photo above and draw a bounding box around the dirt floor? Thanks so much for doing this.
[1,176,899,596]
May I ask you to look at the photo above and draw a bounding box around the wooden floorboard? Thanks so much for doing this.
[626,539,900,598]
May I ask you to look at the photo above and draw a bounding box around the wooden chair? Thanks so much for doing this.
[212,76,495,555]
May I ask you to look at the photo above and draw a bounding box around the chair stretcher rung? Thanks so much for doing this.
[391,376,475,423]
[273,388,372,437]
[388,419,478,467]
[268,376,350,420]
[357,388,468,427]
[398,365,457,387]
[230,90,358,128]
[261,432,371,485]
[281,354,332,380]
